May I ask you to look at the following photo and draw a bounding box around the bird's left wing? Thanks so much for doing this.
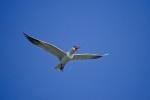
[24,33,66,60]
[72,53,108,60]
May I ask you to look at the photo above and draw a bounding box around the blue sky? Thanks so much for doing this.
[0,0,150,100]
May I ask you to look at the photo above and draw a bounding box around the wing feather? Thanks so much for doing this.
[24,33,66,60]
[72,54,104,60]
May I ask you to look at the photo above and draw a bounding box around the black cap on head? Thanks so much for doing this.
[73,46,80,51]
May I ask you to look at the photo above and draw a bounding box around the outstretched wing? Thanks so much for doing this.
[24,33,66,60]
[72,53,108,60]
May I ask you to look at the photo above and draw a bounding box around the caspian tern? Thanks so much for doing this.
[24,33,108,71]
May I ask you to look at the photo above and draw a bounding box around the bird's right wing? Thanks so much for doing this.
[72,53,108,60]
[24,33,66,60]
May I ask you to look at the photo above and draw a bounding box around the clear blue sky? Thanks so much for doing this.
[0,0,150,100]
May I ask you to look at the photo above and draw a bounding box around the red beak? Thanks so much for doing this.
[74,46,80,51]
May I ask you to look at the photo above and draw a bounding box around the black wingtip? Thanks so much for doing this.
[93,55,103,59]
[23,32,26,35]
[23,32,31,41]
[23,32,40,45]
[23,32,29,38]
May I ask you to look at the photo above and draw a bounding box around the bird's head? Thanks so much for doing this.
[73,46,80,52]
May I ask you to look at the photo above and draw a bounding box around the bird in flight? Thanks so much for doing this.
[24,33,108,71]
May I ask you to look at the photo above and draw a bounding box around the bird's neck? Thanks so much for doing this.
[68,49,75,56]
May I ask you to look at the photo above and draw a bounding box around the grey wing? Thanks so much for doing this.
[72,53,107,60]
[24,33,66,60]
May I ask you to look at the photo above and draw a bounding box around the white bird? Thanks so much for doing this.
[24,33,108,71]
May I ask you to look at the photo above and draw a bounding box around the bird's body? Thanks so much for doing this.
[24,33,108,71]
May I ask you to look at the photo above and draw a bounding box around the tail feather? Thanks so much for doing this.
[54,63,65,72]
[54,63,62,69]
